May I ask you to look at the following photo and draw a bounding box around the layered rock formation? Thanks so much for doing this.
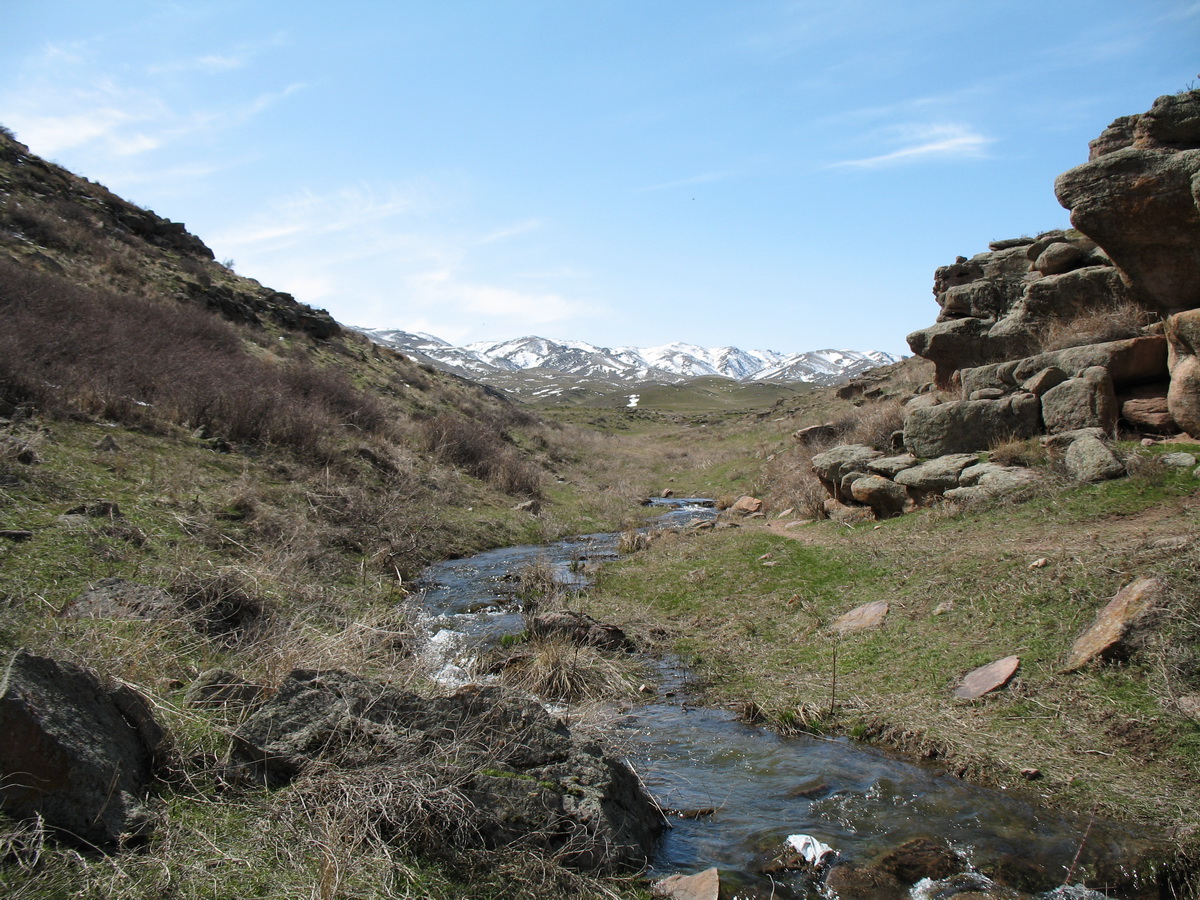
[808,90,1200,520]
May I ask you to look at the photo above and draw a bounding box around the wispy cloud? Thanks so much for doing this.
[827,123,992,169]
[214,181,599,340]
[634,171,732,193]
[477,218,543,244]
[0,33,301,167]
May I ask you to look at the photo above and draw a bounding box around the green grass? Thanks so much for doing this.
[583,463,1200,839]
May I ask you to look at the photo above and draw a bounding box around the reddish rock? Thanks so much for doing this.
[953,656,1020,700]
[829,600,889,634]
[731,496,763,515]
[1120,382,1176,433]
[653,866,721,900]
[1062,576,1166,672]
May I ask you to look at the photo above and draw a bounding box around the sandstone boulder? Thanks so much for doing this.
[1064,434,1125,482]
[1055,91,1200,317]
[1119,383,1175,432]
[730,495,763,515]
[894,454,979,493]
[866,454,920,478]
[811,445,883,502]
[944,463,1040,502]
[654,867,721,900]
[1040,366,1118,434]
[960,336,1168,397]
[232,671,663,871]
[0,650,167,847]
[850,475,909,519]
[903,395,1040,458]
[793,423,839,446]
[1063,577,1166,672]
[1167,308,1200,437]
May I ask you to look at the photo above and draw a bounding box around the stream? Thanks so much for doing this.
[413,499,1165,899]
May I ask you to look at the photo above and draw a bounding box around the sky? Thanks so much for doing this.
[2,2,1198,355]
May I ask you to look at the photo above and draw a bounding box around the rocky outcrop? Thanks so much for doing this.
[231,670,664,871]
[0,650,168,847]
[1055,91,1200,317]
[903,91,1200,440]
[902,394,1040,458]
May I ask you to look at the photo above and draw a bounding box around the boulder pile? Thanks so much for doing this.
[808,90,1200,520]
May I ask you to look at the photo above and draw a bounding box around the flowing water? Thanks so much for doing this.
[413,500,1165,899]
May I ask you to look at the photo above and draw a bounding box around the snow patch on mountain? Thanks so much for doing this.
[353,328,903,390]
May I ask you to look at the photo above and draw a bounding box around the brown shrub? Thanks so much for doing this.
[419,412,542,497]
[0,259,393,462]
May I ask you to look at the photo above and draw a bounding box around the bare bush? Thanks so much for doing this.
[419,411,543,497]
[834,398,906,452]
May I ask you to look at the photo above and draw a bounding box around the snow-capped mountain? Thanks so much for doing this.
[353,328,902,391]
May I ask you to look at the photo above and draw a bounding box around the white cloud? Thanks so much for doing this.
[827,123,992,169]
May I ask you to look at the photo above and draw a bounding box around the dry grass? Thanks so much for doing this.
[1037,298,1157,352]
[489,636,641,704]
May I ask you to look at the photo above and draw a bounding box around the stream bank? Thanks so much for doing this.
[412,500,1175,899]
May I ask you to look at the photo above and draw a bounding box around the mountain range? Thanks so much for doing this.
[354,329,903,394]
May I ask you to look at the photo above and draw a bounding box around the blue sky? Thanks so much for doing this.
[2,2,1197,355]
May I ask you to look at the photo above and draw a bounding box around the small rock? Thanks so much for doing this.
[877,837,965,883]
[1062,576,1166,672]
[661,488,674,498]
[64,499,122,519]
[730,495,763,515]
[1021,768,1042,780]
[829,600,889,634]
[932,601,955,616]
[953,656,1020,700]
[1177,695,1200,719]
[1159,451,1198,467]
[1029,558,1049,569]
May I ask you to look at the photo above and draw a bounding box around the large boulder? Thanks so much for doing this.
[1064,433,1126,483]
[1054,90,1200,317]
[944,462,1040,502]
[959,336,1168,397]
[232,670,663,871]
[1167,308,1200,436]
[903,395,1040,458]
[1040,366,1118,434]
[893,454,980,494]
[810,444,883,502]
[850,475,909,519]
[0,650,167,847]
